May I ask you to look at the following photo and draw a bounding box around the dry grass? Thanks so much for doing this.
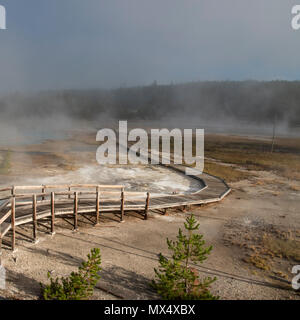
[204,161,252,183]
[224,220,300,281]
[204,135,300,180]
[244,231,300,280]
[58,163,78,171]
[290,185,300,191]
[243,254,270,271]
[272,191,280,196]
[262,234,300,262]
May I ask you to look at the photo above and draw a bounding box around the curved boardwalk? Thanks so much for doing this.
[0,164,230,253]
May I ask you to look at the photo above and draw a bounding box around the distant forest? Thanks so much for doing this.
[1,81,300,128]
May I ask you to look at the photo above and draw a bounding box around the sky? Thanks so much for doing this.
[0,0,300,93]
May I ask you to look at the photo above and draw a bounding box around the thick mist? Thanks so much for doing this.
[0,81,299,146]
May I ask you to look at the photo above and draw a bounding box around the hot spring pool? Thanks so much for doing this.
[22,165,202,195]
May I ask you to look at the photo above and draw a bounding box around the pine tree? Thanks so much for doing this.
[41,248,102,300]
[152,214,218,300]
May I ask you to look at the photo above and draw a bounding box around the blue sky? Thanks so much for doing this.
[0,0,299,92]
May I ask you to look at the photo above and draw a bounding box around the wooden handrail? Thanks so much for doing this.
[0,177,231,254]
[0,187,13,192]
[0,184,150,229]
[42,184,124,189]
[0,196,13,201]
[13,186,45,191]
[0,209,11,225]
[11,184,124,191]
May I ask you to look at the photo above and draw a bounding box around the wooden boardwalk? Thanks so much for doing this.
[0,164,230,252]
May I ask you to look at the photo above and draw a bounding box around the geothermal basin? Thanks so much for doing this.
[21,165,203,196]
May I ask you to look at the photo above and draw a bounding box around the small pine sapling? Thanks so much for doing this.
[41,248,102,300]
[152,214,218,300]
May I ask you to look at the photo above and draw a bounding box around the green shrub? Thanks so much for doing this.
[152,214,218,300]
[41,248,102,300]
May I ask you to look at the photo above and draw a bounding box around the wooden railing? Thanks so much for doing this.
[0,184,151,253]
[0,173,224,254]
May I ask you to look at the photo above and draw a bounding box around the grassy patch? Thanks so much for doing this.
[243,254,271,271]
[224,221,300,281]
[205,135,300,180]
[204,161,252,183]
[262,234,300,262]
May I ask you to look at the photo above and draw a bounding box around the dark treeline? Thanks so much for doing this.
[1,80,300,128]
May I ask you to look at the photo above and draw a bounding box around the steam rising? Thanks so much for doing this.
[0,81,299,146]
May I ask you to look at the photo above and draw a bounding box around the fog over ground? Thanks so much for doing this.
[0,81,299,146]
[0,1,300,142]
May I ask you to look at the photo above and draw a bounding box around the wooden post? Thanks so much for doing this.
[32,194,37,242]
[68,186,71,199]
[181,205,187,212]
[0,232,2,264]
[120,190,124,222]
[144,192,150,220]
[95,187,100,225]
[50,192,55,235]
[11,186,15,197]
[11,196,15,252]
[74,192,78,231]
[42,186,45,201]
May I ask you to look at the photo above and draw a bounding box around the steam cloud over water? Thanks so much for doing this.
[21,165,202,195]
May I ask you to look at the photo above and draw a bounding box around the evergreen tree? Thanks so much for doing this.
[41,248,102,300]
[152,214,218,300]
